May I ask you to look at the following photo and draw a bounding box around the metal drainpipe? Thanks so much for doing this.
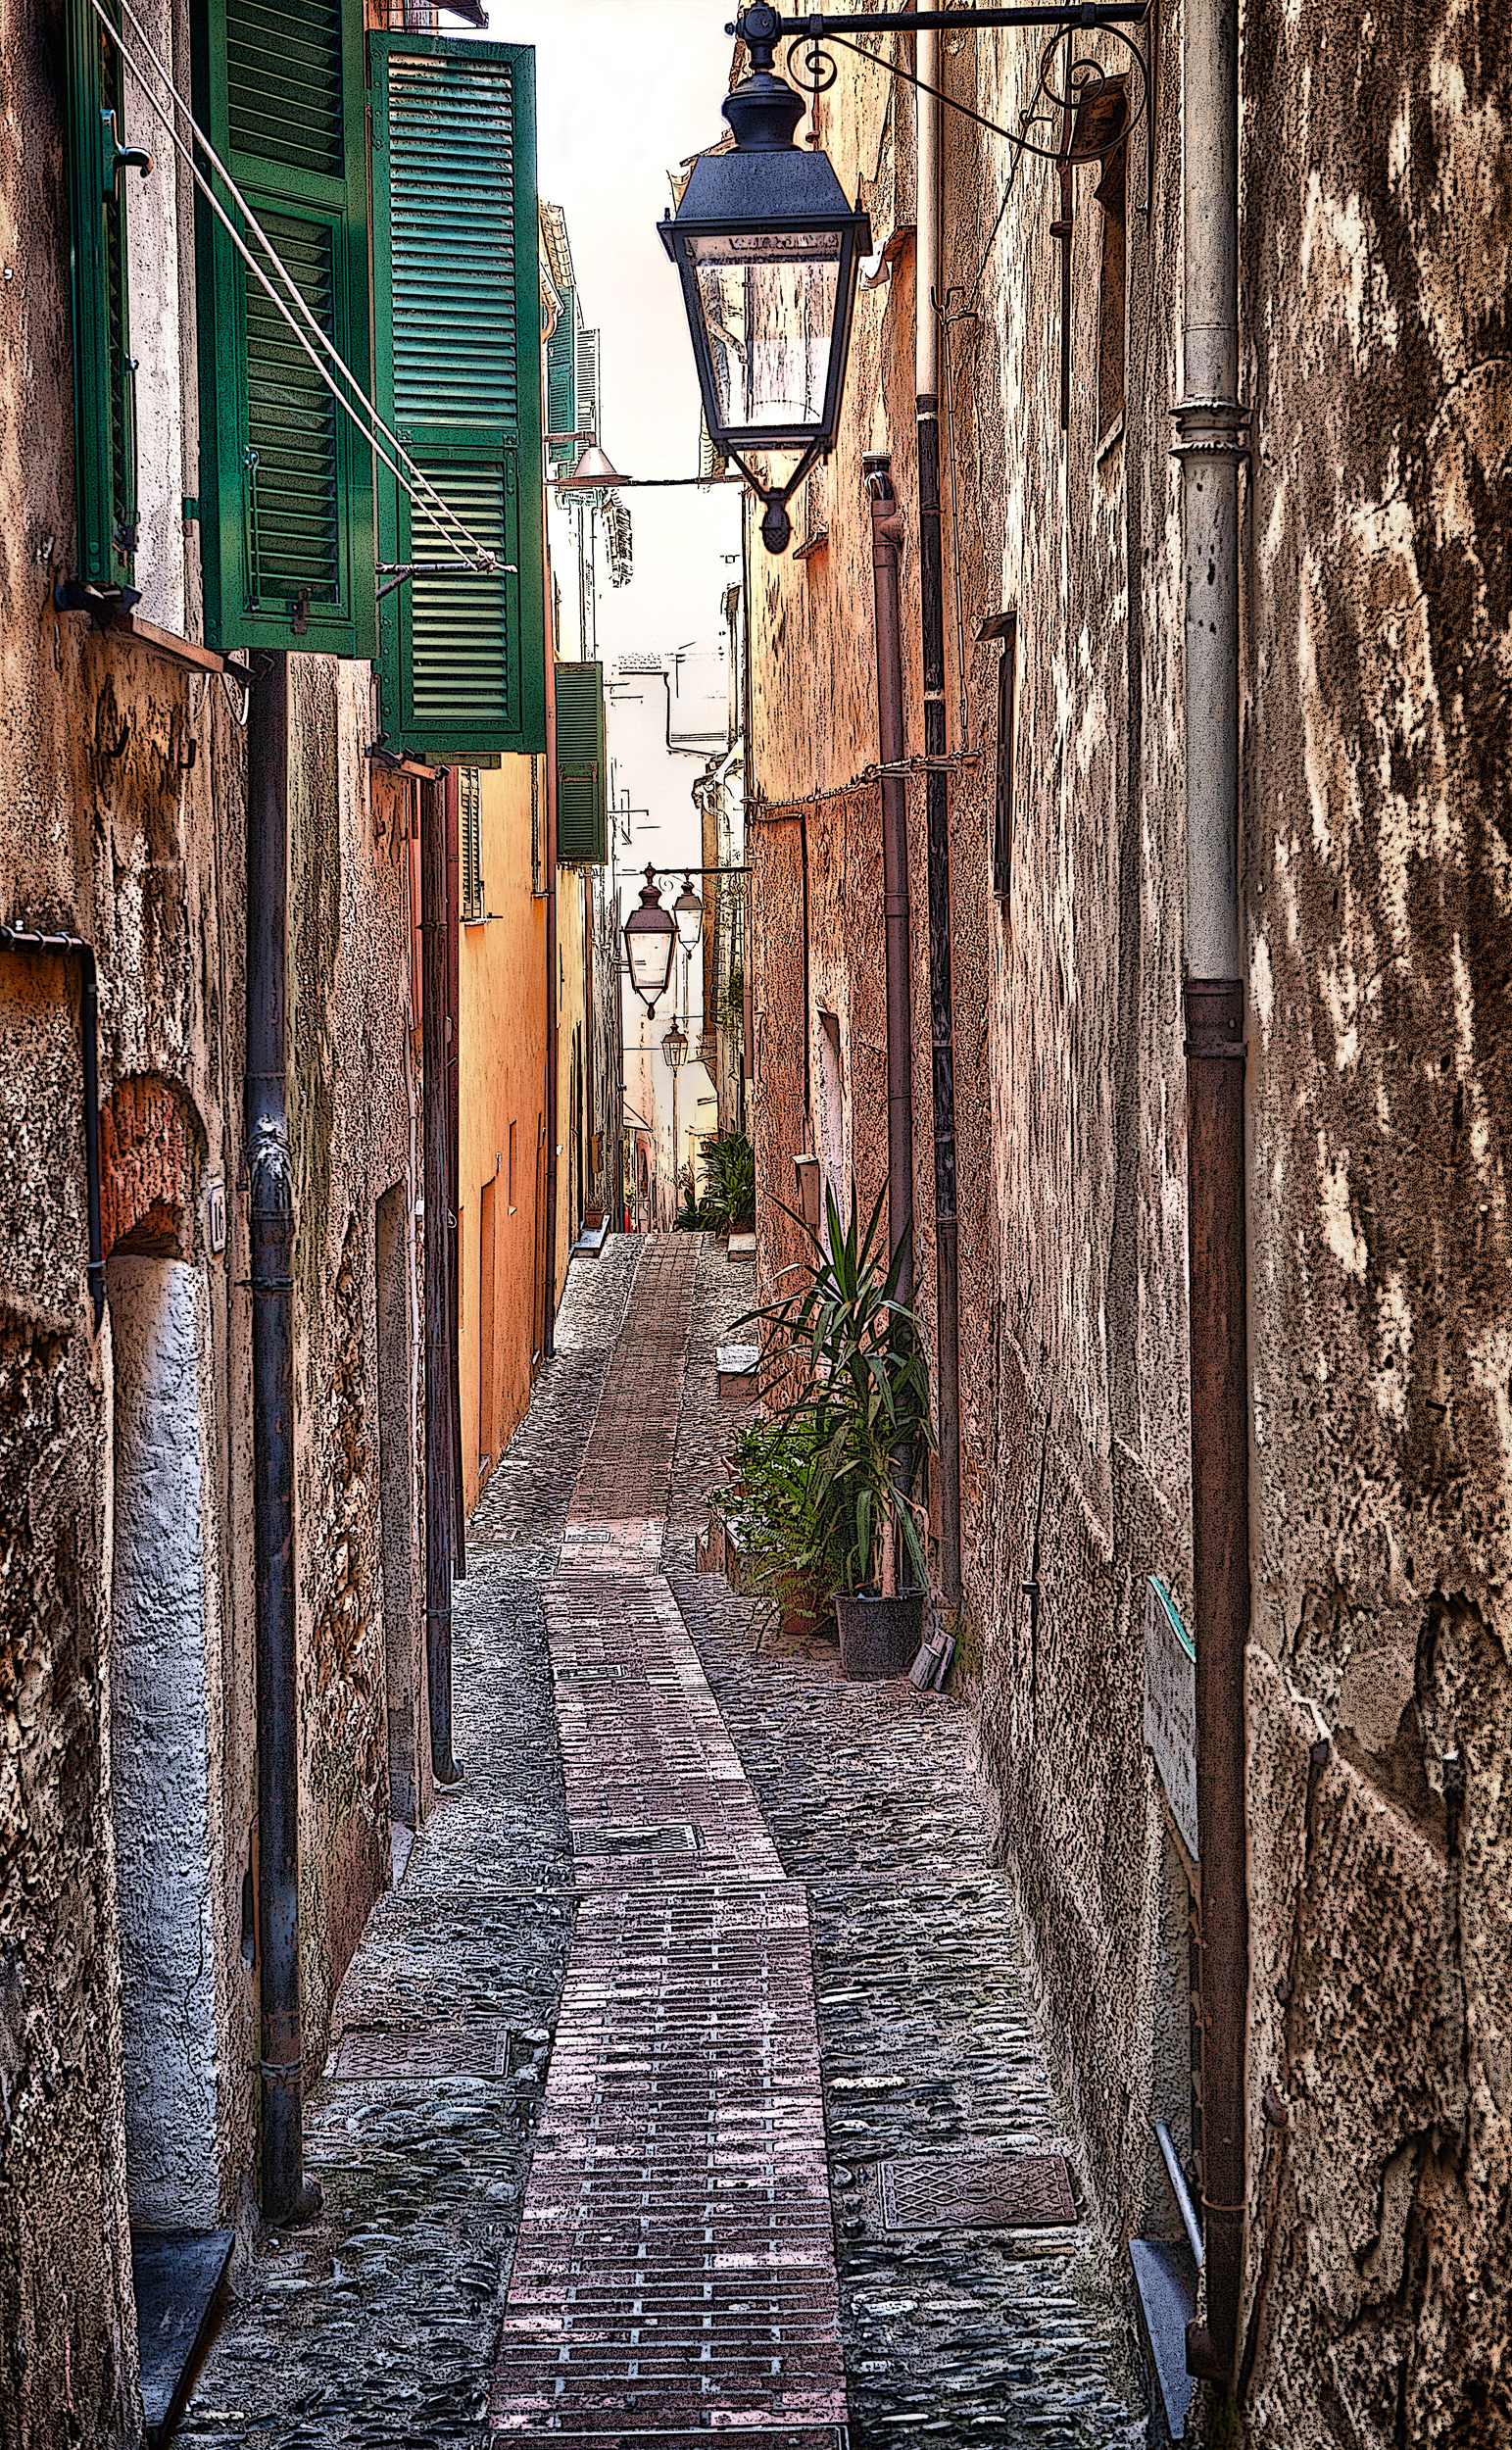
[0,925,104,1331]
[445,768,465,1578]
[915,35,962,1610]
[864,452,914,1311]
[246,653,317,2225]
[1176,0,1250,2391]
[421,772,461,1788]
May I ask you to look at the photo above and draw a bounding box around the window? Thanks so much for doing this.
[530,755,545,896]
[980,612,1017,902]
[556,663,607,864]
[370,34,547,759]
[1097,133,1128,440]
[65,0,138,596]
[459,766,483,922]
[192,0,375,654]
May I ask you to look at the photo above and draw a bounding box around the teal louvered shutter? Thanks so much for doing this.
[556,662,605,865]
[370,35,546,760]
[192,0,374,654]
[547,289,576,458]
[66,0,139,591]
[575,324,600,444]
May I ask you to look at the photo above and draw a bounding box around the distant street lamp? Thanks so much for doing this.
[556,443,627,498]
[662,1019,689,1070]
[673,877,704,954]
[623,867,677,1013]
[658,9,870,552]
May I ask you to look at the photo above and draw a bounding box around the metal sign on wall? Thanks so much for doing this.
[1145,1576,1198,1864]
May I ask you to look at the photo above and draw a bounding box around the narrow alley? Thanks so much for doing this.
[173,1236,1144,2449]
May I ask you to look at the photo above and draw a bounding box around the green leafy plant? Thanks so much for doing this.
[738,1181,934,1596]
[701,1129,756,1236]
[721,1408,836,1605]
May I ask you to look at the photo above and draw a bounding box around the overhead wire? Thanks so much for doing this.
[92,0,504,575]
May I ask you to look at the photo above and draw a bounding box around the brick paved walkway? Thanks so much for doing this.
[492,1234,847,2443]
[175,1231,1142,2450]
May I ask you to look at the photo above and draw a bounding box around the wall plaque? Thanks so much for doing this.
[1145,1575,1198,1863]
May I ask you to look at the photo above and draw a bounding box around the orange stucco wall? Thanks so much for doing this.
[458,754,549,1514]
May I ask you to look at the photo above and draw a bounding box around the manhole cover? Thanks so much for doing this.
[572,1822,701,1856]
[878,2153,1077,2230]
[333,2024,512,2081]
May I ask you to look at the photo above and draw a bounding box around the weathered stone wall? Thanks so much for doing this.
[288,662,415,2073]
[1236,5,1512,2435]
[744,8,1512,2435]
[0,5,245,2431]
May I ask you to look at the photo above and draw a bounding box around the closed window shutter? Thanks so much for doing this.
[370,35,546,761]
[575,323,600,443]
[460,766,483,919]
[547,290,576,457]
[192,0,374,654]
[66,0,137,590]
[556,662,605,865]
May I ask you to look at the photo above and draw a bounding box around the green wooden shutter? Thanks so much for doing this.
[66,0,138,591]
[547,288,577,459]
[370,34,546,760]
[192,0,374,655]
[556,662,605,865]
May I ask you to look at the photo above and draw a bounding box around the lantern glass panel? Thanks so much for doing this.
[627,921,675,1002]
[690,231,843,436]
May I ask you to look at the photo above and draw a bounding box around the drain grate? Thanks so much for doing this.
[332,2023,512,2081]
[878,2153,1078,2231]
[553,1661,627,1682]
[572,1821,701,1856]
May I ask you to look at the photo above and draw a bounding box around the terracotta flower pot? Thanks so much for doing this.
[835,1589,924,1680]
[773,1571,835,1642]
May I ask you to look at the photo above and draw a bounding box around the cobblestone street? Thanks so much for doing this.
[178,1235,1145,2450]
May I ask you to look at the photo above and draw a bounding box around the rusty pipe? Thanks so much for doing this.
[420,773,461,1788]
[1184,980,1250,2387]
[917,413,962,1608]
[864,453,914,1310]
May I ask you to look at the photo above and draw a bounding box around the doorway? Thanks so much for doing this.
[478,1175,497,1473]
[375,1183,423,1830]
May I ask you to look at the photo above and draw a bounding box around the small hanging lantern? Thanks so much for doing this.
[658,3,870,552]
[623,866,677,1013]
[673,877,704,954]
[662,1018,689,1071]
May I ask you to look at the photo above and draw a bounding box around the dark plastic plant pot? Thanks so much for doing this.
[836,1589,924,1680]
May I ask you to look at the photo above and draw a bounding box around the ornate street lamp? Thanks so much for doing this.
[623,867,677,1014]
[662,1018,689,1071]
[658,6,870,552]
[673,877,704,955]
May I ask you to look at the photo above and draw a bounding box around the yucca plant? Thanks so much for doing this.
[738,1182,934,1596]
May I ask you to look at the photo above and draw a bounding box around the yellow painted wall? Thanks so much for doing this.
[458,753,548,1514]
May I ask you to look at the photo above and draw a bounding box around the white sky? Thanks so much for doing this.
[488,0,744,662]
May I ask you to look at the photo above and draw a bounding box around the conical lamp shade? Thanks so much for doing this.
[559,444,626,491]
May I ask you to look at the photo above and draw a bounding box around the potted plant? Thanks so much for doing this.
[723,1409,835,1639]
[701,1129,756,1240]
[740,1182,935,1679]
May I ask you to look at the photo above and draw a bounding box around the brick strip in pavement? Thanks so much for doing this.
[491,1235,846,2444]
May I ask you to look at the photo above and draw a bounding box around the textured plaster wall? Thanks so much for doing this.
[108,1253,222,2231]
[1238,5,1512,2436]
[287,662,415,2076]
